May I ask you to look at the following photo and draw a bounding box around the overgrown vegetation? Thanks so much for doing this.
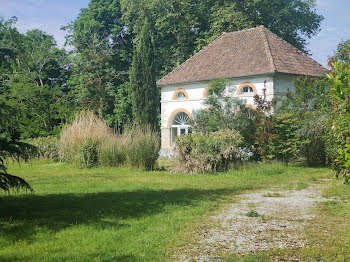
[173,130,244,174]
[327,41,350,183]
[59,112,160,170]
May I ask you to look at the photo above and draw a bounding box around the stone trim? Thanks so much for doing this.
[203,86,211,98]
[172,88,189,100]
[167,108,192,128]
[237,82,257,96]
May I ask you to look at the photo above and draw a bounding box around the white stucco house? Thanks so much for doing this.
[157,26,327,153]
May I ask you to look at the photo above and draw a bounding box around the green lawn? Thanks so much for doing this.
[0,161,347,261]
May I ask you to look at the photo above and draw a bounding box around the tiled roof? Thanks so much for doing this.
[157,26,328,86]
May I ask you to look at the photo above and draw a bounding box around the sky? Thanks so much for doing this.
[0,0,349,67]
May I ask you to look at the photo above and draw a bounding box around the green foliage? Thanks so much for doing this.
[272,113,304,164]
[191,78,255,147]
[0,18,75,138]
[125,126,160,171]
[334,39,350,64]
[130,18,159,129]
[110,82,133,129]
[0,99,37,192]
[246,210,260,217]
[252,92,278,162]
[173,130,244,174]
[277,76,330,166]
[67,43,119,118]
[327,43,350,183]
[122,0,323,77]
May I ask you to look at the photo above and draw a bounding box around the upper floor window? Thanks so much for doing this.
[241,85,254,94]
[175,91,186,100]
[237,82,257,96]
[172,88,188,100]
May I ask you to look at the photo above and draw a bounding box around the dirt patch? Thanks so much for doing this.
[181,183,328,261]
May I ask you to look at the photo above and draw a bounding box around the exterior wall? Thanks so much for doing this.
[160,75,275,151]
[273,74,296,106]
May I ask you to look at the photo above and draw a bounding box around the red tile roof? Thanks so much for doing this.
[157,26,328,86]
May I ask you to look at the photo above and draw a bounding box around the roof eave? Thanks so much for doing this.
[157,71,277,87]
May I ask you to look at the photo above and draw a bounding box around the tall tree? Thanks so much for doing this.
[0,24,74,138]
[130,18,159,129]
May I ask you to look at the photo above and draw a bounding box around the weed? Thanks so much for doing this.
[246,210,261,217]
[296,182,308,190]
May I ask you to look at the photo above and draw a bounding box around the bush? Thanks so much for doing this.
[99,137,127,167]
[24,136,59,161]
[125,126,160,171]
[327,46,350,183]
[172,130,244,174]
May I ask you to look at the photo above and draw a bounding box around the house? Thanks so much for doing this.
[157,26,327,153]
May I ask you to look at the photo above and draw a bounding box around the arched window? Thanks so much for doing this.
[241,85,254,94]
[175,91,186,100]
[237,82,257,96]
[167,110,191,145]
[172,88,188,100]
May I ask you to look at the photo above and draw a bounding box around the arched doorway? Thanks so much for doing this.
[170,111,191,145]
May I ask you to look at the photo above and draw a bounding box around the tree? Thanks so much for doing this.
[327,41,350,183]
[277,77,330,166]
[70,0,323,80]
[334,39,350,64]
[0,99,37,192]
[252,91,278,162]
[191,78,255,147]
[0,18,75,138]
[130,18,159,129]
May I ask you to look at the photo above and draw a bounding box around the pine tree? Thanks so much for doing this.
[130,18,159,130]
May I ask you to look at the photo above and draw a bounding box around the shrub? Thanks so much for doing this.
[59,111,113,165]
[125,126,160,171]
[172,130,244,174]
[327,45,350,183]
[24,136,59,161]
[99,137,127,167]
[272,113,305,164]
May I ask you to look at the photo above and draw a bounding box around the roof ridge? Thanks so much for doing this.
[260,27,276,72]
[225,26,260,36]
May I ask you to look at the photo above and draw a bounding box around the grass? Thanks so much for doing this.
[0,161,337,261]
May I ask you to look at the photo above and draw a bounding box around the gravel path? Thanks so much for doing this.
[181,183,328,261]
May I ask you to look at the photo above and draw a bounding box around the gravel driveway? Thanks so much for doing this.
[181,182,329,261]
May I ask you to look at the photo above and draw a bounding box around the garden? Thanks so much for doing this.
[1,1,350,261]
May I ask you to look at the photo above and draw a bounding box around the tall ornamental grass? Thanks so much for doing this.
[59,111,113,165]
[98,137,128,167]
[59,111,160,170]
[125,126,160,171]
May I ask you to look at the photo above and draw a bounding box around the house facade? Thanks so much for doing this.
[157,26,327,153]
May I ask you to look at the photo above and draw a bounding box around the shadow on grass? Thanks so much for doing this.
[0,188,238,242]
